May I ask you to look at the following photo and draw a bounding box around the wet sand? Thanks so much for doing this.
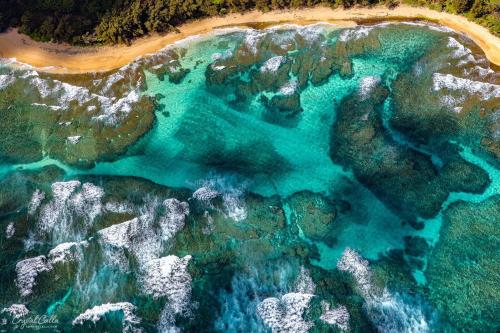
[0,5,498,73]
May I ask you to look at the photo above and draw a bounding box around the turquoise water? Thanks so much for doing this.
[0,22,498,332]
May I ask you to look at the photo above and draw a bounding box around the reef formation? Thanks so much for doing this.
[0,22,499,332]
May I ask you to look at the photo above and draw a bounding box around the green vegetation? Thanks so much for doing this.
[0,0,498,45]
[402,0,499,37]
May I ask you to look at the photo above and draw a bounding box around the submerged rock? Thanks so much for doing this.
[0,66,155,167]
[0,23,497,333]
[285,191,339,246]
[261,92,303,126]
[426,196,500,332]
[330,79,490,224]
[390,44,500,168]
[204,25,385,128]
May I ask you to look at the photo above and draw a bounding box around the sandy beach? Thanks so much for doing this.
[0,5,499,74]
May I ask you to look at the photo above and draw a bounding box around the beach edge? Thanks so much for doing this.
[0,5,499,74]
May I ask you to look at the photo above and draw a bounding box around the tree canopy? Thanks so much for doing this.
[0,0,498,45]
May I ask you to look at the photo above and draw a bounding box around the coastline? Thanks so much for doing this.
[0,5,499,74]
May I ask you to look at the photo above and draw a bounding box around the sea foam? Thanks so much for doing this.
[140,255,192,314]
[0,74,14,90]
[34,181,104,242]
[15,256,52,297]
[98,198,189,270]
[48,240,88,264]
[359,76,381,101]
[1,304,29,318]
[20,68,143,126]
[257,292,315,333]
[5,222,15,239]
[15,240,88,296]
[338,26,374,42]
[337,248,435,332]
[260,56,286,73]
[72,302,142,332]
[432,73,500,100]
[320,302,350,332]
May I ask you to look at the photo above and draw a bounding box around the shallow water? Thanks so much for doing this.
[0,22,498,332]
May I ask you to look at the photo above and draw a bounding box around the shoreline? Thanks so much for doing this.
[0,5,499,74]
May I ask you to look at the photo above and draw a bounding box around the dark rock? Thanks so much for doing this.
[403,236,429,257]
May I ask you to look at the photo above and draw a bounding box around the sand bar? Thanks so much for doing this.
[0,5,499,74]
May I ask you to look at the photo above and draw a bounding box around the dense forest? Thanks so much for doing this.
[0,0,498,45]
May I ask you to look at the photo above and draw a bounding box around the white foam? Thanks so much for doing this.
[37,181,104,242]
[104,201,135,214]
[15,256,52,297]
[336,248,434,332]
[98,198,189,270]
[102,72,125,93]
[98,219,137,271]
[337,248,372,297]
[173,34,201,48]
[48,241,88,264]
[447,37,476,66]
[368,291,432,333]
[447,37,472,59]
[432,73,500,100]
[1,304,29,319]
[338,26,373,42]
[399,21,454,33]
[140,255,192,314]
[243,30,265,55]
[213,27,252,36]
[0,74,14,90]
[439,95,460,109]
[28,189,45,215]
[72,183,105,223]
[98,217,138,248]
[202,210,215,235]
[211,49,233,62]
[279,80,298,96]
[294,266,315,295]
[257,292,315,333]
[6,222,15,239]
[260,56,285,73]
[92,89,141,125]
[192,186,219,205]
[23,232,43,251]
[146,35,201,61]
[31,102,63,111]
[156,304,181,333]
[72,302,142,332]
[295,24,328,43]
[216,24,329,53]
[359,76,381,101]
[197,176,247,222]
[159,199,189,241]
[66,135,81,144]
[320,302,350,332]
[23,69,143,126]
[223,192,247,222]
[464,65,494,77]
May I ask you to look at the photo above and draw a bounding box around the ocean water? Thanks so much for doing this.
[0,22,499,332]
